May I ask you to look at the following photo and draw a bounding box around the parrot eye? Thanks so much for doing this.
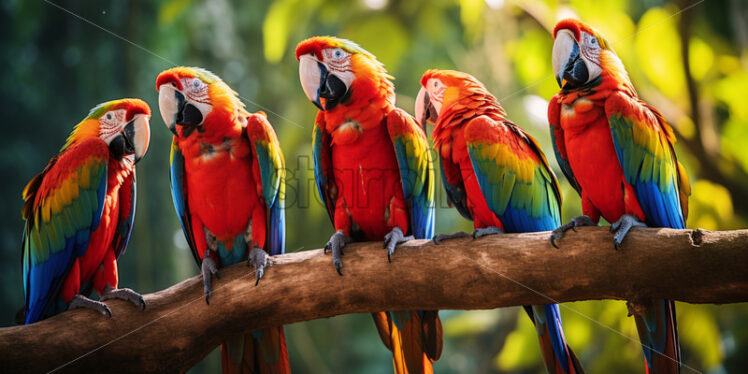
[191,79,203,91]
[329,48,347,61]
[106,113,112,120]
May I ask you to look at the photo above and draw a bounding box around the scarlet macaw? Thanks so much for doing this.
[296,36,441,374]
[416,69,584,374]
[21,99,151,324]
[549,19,690,374]
[157,67,289,373]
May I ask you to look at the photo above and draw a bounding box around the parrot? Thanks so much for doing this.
[20,98,151,324]
[548,19,690,374]
[156,67,289,374]
[415,69,585,374]
[296,36,442,374]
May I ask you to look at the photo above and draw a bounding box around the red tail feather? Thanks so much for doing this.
[372,311,442,374]
[221,327,289,374]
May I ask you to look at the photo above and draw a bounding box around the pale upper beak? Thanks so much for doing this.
[414,86,440,134]
[299,55,324,110]
[130,113,151,162]
[552,30,589,89]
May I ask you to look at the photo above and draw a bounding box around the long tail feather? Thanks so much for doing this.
[221,326,290,374]
[372,310,442,374]
[634,299,680,374]
[525,304,585,374]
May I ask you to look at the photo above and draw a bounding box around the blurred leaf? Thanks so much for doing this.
[443,310,501,337]
[158,0,193,25]
[263,0,302,63]
[634,6,685,101]
[494,311,541,371]
[459,0,484,42]
[342,15,408,73]
[678,303,724,369]
[714,71,748,120]
[688,37,714,81]
[687,180,734,230]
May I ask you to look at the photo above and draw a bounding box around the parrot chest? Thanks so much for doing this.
[183,137,260,239]
[77,159,134,283]
[330,125,404,239]
[561,100,628,221]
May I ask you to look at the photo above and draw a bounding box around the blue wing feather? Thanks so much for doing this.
[169,138,201,266]
[386,109,435,240]
[23,139,109,323]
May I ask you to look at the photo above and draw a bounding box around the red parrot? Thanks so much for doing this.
[156,67,288,374]
[296,36,441,374]
[548,19,690,374]
[21,99,151,323]
[416,69,584,374]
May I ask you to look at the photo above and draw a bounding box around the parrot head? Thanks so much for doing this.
[551,19,618,90]
[296,36,394,111]
[416,69,504,131]
[156,66,246,138]
[65,99,151,163]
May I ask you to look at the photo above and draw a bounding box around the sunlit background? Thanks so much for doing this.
[2,0,747,373]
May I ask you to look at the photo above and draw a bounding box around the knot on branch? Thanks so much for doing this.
[626,299,654,317]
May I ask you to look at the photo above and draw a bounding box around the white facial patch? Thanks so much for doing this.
[580,32,602,82]
[99,109,127,144]
[426,78,445,114]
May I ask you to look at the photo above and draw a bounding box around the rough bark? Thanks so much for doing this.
[2,227,747,373]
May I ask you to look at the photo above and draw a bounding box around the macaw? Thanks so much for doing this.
[20,99,151,324]
[156,67,288,374]
[416,69,584,374]
[548,19,690,374]
[296,36,442,374]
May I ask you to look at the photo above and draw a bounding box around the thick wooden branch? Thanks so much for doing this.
[2,227,747,373]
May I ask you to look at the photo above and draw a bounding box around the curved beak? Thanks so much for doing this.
[552,30,588,90]
[110,114,150,163]
[158,83,207,137]
[299,54,350,111]
[414,87,439,135]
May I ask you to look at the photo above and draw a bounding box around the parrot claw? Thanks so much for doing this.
[101,286,146,310]
[325,231,351,276]
[432,231,470,244]
[69,294,112,318]
[201,256,220,304]
[248,247,270,286]
[472,226,504,239]
[610,214,647,250]
[550,215,597,248]
[384,227,413,262]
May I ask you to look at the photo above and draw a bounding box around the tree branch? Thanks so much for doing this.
[2,227,747,373]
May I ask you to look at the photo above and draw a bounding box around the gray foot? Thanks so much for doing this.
[201,254,220,304]
[472,226,504,239]
[68,294,112,318]
[101,286,146,310]
[324,231,351,276]
[550,215,597,248]
[384,227,414,262]
[248,247,270,286]
[610,214,647,250]
[432,231,470,244]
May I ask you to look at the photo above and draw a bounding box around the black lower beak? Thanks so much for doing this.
[174,90,203,136]
[110,120,136,160]
[560,41,588,89]
[317,62,350,111]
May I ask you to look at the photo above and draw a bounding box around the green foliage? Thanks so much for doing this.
[1,1,747,373]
